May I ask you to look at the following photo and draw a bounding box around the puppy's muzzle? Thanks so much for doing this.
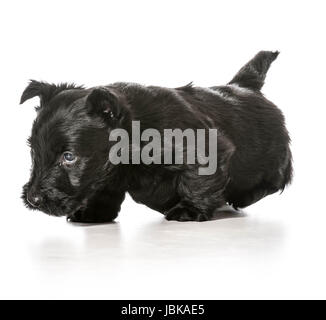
[26,190,43,208]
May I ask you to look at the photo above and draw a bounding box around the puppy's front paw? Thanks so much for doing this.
[67,207,118,223]
[66,210,85,223]
[165,206,210,222]
[66,210,99,223]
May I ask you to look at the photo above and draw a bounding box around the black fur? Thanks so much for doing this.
[21,51,292,222]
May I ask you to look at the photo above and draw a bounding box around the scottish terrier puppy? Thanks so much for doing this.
[21,51,292,222]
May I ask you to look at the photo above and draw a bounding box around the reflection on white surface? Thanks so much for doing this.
[2,189,326,299]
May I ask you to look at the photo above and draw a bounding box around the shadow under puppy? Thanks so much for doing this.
[21,51,292,222]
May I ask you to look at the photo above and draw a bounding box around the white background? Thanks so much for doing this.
[0,0,325,299]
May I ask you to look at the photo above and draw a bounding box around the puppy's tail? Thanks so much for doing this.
[228,51,279,91]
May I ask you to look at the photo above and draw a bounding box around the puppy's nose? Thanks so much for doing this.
[27,192,42,207]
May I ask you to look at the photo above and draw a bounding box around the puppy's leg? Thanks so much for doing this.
[230,184,278,209]
[165,169,227,222]
[165,135,234,222]
[68,187,125,223]
[230,152,293,209]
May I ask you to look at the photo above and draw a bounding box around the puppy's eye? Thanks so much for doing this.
[62,152,77,164]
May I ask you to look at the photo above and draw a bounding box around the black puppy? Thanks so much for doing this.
[21,51,292,222]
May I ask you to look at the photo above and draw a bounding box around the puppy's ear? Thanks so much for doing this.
[86,87,122,121]
[20,80,83,106]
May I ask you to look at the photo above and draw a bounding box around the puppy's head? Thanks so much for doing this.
[20,80,128,217]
